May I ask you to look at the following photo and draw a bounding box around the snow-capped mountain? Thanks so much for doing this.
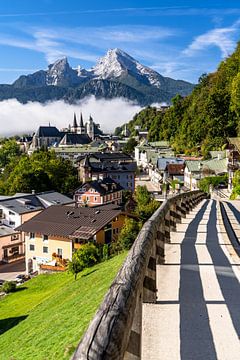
[1,49,194,105]
[93,48,164,87]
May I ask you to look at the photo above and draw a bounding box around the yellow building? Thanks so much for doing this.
[17,204,132,274]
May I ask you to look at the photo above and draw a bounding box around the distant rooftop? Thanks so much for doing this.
[0,191,73,214]
[35,126,61,138]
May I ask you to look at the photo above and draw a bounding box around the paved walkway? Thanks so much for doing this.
[0,259,25,282]
[142,199,240,360]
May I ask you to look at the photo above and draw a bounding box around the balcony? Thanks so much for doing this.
[40,264,66,272]
[2,253,25,263]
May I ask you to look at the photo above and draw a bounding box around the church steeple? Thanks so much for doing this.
[80,112,84,128]
[73,113,78,129]
[87,114,94,140]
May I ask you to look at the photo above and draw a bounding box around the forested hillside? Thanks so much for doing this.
[118,42,240,155]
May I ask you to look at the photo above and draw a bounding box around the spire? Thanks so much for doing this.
[89,114,93,122]
[80,112,84,127]
[73,113,77,128]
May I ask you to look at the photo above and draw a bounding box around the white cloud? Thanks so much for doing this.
[0,24,177,64]
[183,20,240,58]
[0,97,142,136]
[1,7,240,18]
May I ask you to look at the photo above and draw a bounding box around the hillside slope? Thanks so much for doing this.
[0,252,126,360]
[120,42,240,154]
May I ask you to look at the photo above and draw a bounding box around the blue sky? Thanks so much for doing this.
[0,0,240,83]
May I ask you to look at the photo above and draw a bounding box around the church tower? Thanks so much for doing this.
[72,113,78,133]
[86,115,94,140]
[79,112,85,135]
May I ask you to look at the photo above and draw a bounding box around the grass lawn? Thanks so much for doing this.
[0,252,127,360]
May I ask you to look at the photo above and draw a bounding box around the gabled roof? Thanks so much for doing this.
[185,158,228,174]
[203,158,228,173]
[77,152,133,163]
[157,157,184,171]
[0,191,73,214]
[35,126,61,138]
[89,161,137,173]
[167,163,185,175]
[59,133,91,146]
[76,177,123,195]
[16,204,123,240]
[185,160,201,172]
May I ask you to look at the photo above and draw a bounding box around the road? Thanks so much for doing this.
[142,199,240,360]
[0,259,25,282]
[135,175,160,192]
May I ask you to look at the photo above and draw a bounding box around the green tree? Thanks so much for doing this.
[118,218,140,250]
[0,140,21,167]
[134,185,160,222]
[123,138,138,154]
[0,149,79,195]
[68,243,99,280]
[134,185,151,206]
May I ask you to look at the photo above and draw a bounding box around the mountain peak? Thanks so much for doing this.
[93,48,137,79]
[48,57,69,71]
[47,57,79,86]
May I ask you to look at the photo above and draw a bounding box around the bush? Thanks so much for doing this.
[118,218,140,250]
[102,244,109,261]
[2,281,17,293]
[198,175,228,193]
[68,243,100,280]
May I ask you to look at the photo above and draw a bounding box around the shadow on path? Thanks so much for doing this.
[180,200,218,360]
[207,201,240,339]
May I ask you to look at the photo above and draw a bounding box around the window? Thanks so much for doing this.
[11,246,19,255]
[57,248,63,257]
[94,197,97,202]
[9,211,15,215]
[43,246,48,253]
[30,232,35,239]
[113,228,116,234]
[29,244,35,251]
[43,234,48,241]
[11,234,19,241]
[9,220,15,226]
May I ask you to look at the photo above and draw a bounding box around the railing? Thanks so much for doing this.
[40,264,66,272]
[2,253,25,263]
[72,190,206,360]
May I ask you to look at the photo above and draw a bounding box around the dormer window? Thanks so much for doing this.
[43,234,48,241]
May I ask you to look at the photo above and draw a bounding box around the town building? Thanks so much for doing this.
[74,177,123,207]
[165,163,185,183]
[31,126,62,150]
[0,191,73,264]
[29,113,103,152]
[17,204,132,273]
[184,157,228,190]
[77,154,137,191]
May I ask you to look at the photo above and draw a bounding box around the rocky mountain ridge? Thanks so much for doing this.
[1,49,194,105]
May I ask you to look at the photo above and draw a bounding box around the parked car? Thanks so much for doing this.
[14,274,26,284]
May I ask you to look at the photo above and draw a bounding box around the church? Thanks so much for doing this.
[30,113,103,150]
